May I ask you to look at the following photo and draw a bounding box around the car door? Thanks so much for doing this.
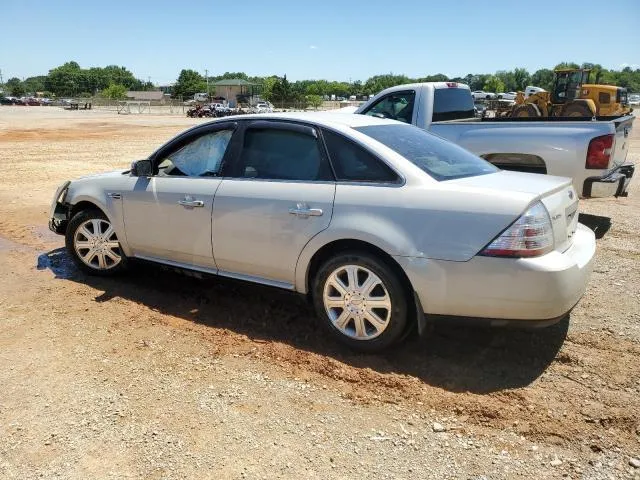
[122,122,237,269]
[212,120,336,287]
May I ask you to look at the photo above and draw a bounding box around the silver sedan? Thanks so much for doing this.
[49,113,596,352]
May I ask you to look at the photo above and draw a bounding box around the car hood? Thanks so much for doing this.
[75,169,129,181]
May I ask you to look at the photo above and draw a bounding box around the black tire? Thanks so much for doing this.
[562,102,593,117]
[65,209,128,276]
[312,251,410,353]
[511,103,540,118]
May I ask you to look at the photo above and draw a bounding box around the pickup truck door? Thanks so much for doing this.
[358,89,421,125]
[122,123,237,270]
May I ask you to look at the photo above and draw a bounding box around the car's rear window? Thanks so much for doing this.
[433,88,475,121]
[355,124,498,181]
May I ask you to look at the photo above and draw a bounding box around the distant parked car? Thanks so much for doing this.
[471,90,496,100]
[524,86,546,98]
[49,113,595,352]
[474,102,487,117]
[629,94,640,106]
[255,102,273,113]
[0,96,13,105]
[497,92,517,100]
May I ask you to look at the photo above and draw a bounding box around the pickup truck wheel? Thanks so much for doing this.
[65,209,128,276]
[313,252,409,352]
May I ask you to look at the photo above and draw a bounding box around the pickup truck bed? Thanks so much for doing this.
[354,82,635,199]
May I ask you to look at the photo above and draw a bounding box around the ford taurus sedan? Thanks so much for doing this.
[49,113,596,352]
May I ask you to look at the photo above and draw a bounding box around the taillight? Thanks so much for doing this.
[480,202,554,258]
[586,134,614,169]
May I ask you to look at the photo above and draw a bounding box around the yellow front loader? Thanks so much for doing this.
[511,69,631,118]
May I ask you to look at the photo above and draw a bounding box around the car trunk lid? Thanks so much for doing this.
[449,171,579,253]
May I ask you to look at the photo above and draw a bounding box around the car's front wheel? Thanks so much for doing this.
[313,252,409,352]
[65,209,128,276]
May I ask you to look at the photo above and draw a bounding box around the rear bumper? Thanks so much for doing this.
[395,224,596,323]
[583,162,635,198]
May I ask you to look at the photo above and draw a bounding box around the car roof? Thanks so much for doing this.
[203,111,400,130]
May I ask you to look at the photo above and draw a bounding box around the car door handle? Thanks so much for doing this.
[289,205,323,217]
[178,199,204,208]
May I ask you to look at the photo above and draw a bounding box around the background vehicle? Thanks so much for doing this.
[354,82,635,198]
[48,113,595,352]
[473,102,487,117]
[255,102,273,113]
[525,86,546,98]
[497,92,517,100]
[471,90,496,100]
[630,93,640,106]
[511,69,632,118]
[194,92,210,102]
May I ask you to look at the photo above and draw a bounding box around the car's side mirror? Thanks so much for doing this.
[131,159,153,177]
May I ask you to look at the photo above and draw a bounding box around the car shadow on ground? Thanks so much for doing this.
[579,213,612,239]
[39,248,568,395]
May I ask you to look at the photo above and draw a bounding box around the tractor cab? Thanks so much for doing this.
[552,69,590,104]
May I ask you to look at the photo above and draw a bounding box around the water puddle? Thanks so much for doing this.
[36,248,77,279]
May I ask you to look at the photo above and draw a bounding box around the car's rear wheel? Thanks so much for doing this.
[313,252,409,352]
[65,209,128,276]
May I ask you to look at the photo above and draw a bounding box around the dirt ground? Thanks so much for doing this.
[0,106,638,479]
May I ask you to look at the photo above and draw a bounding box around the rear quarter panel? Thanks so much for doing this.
[294,181,533,293]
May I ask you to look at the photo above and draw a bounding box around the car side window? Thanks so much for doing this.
[362,91,415,124]
[237,127,330,181]
[322,129,399,183]
[157,129,233,177]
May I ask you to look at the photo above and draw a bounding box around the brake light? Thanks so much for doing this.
[480,202,554,258]
[446,82,458,88]
[586,134,613,169]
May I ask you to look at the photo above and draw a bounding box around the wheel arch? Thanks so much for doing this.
[66,193,131,256]
[300,238,414,299]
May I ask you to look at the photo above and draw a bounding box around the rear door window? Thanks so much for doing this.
[322,129,399,183]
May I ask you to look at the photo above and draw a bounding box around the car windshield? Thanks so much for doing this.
[355,124,498,181]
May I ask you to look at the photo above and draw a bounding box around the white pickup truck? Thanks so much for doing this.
[354,82,635,198]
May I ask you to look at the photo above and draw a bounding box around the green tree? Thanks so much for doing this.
[101,83,127,99]
[6,77,25,96]
[530,69,555,91]
[513,68,530,91]
[173,69,206,99]
[483,75,505,93]
[23,76,47,94]
[306,94,323,110]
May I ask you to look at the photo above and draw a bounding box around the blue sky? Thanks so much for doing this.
[1,0,639,85]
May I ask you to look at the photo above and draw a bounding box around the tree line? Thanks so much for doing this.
[3,61,640,102]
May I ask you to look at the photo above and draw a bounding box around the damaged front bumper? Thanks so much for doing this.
[48,181,71,235]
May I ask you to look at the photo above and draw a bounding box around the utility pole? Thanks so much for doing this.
[205,69,209,99]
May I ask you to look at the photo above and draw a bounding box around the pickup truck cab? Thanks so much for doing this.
[354,82,635,198]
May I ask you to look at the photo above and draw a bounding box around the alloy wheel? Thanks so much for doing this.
[323,265,392,340]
